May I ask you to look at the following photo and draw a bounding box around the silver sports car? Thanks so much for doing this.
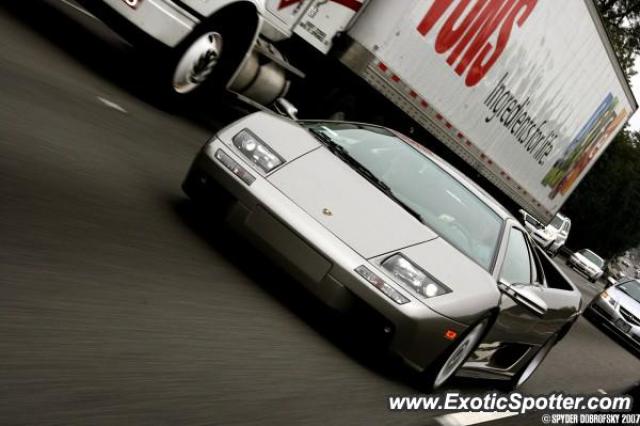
[183,112,581,389]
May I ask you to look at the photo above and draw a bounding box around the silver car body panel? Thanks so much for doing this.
[219,112,320,163]
[184,112,581,380]
[187,139,466,370]
[370,239,500,326]
[268,148,439,259]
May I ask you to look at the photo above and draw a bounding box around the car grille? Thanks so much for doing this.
[619,306,640,326]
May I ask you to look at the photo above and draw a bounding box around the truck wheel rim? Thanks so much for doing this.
[434,320,486,389]
[516,336,554,388]
[173,32,223,94]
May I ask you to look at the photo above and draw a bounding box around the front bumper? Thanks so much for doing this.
[587,299,640,348]
[182,139,466,371]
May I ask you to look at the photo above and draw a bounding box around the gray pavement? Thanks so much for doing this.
[0,2,638,425]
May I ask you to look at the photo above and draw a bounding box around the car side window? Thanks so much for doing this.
[500,228,532,285]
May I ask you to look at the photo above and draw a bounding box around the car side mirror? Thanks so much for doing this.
[274,98,298,120]
[498,280,548,317]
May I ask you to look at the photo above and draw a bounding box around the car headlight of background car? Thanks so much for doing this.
[232,129,284,173]
[600,290,618,307]
[381,254,451,299]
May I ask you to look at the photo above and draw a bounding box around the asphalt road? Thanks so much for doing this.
[1,2,639,425]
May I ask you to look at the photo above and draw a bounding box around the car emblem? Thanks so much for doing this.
[322,208,333,216]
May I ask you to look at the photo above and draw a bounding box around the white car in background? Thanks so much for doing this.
[568,249,605,283]
[518,209,544,235]
[531,213,571,256]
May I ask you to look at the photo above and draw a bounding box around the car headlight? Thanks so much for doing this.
[355,266,410,305]
[232,129,284,173]
[600,291,617,307]
[381,254,451,299]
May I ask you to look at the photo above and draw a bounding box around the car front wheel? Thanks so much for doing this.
[423,317,490,390]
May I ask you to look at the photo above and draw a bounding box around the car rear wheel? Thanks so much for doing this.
[423,318,490,390]
[509,334,558,389]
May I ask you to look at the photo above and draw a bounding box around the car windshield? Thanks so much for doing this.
[580,249,604,268]
[617,280,640,303]
[303,122,504,270]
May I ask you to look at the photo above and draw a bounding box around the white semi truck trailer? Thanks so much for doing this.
[78,0,637,221]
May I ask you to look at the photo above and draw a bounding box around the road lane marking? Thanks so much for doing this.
[97,96,128,114]
[598,389,607,394]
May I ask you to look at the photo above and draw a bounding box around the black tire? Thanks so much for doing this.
[161,7,258,102]
[421,316,491,390]
[506,333,558,389]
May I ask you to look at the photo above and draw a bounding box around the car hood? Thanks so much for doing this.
[371,238,500,324]
[267,147,439,258]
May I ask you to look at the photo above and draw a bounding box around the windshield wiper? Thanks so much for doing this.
[308,128,425,224]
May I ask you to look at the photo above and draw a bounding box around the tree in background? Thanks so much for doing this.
[562,1,640,259]
[564,132,640,258]
[595,0,640,77]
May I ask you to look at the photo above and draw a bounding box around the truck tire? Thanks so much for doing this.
[171,28,225,95]
[166,6,258,100]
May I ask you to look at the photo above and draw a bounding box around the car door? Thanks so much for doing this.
[489,225,549,347]
[528,240,581,336]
